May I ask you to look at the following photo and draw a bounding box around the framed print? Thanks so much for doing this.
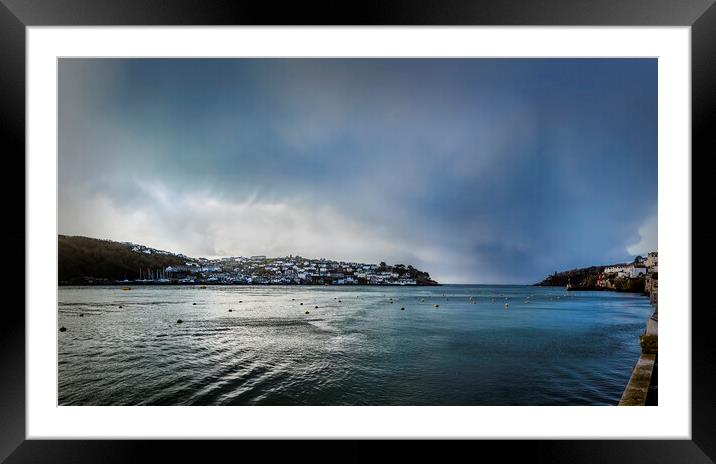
[3,0,712,462]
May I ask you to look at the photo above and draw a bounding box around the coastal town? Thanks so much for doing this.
[597,251,658,289]
[537,251,658,294]
[154,254,437,286]
[58,235,438,286]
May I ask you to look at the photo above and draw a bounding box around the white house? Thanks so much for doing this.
[605,264,648,278]
[604,265,629,274]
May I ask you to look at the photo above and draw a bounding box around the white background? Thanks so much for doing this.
[26,27,691,439]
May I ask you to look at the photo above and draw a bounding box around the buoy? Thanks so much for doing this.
[504,303,509,309]
[59,326,67,332]
[177,319,183,324]
[300,302,304,305]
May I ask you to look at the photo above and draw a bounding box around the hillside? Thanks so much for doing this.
[58,235,185,284]
[535,263,647,293]
[57,235,439,286]
[535,265,606,288]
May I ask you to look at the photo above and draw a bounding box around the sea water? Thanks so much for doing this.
[58,285,652,405]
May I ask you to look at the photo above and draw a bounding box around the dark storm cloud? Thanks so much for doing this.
[58,58,657,283]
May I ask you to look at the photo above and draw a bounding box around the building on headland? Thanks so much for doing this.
[595,251,657,291]
[603,252,656,279]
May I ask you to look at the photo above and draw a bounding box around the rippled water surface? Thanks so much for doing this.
[58,285,652,405]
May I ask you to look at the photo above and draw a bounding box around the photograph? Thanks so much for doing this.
[57,57,659,407]
[5,0,710,456]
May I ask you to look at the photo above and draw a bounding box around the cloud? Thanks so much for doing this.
[59,180,505,283]
[58,58,658,283]
[627,210,658,256]
[60,181,408,262]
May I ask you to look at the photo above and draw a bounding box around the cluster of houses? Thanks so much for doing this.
[597,251,658,288]
[158,255,423,286]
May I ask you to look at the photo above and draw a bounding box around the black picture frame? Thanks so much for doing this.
[2,0,711,462]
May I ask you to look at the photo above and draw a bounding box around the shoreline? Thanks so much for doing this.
[58,282,442,287]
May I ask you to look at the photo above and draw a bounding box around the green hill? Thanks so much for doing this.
[58,235,185,284]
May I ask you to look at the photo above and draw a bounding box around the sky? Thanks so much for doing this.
[58,58,657,284]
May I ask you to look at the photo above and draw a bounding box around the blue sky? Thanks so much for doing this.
[58,58,657,284]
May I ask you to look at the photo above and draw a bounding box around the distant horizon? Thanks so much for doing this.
[59,58,657,284]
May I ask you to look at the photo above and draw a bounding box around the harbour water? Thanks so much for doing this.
[58,285,652,405]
